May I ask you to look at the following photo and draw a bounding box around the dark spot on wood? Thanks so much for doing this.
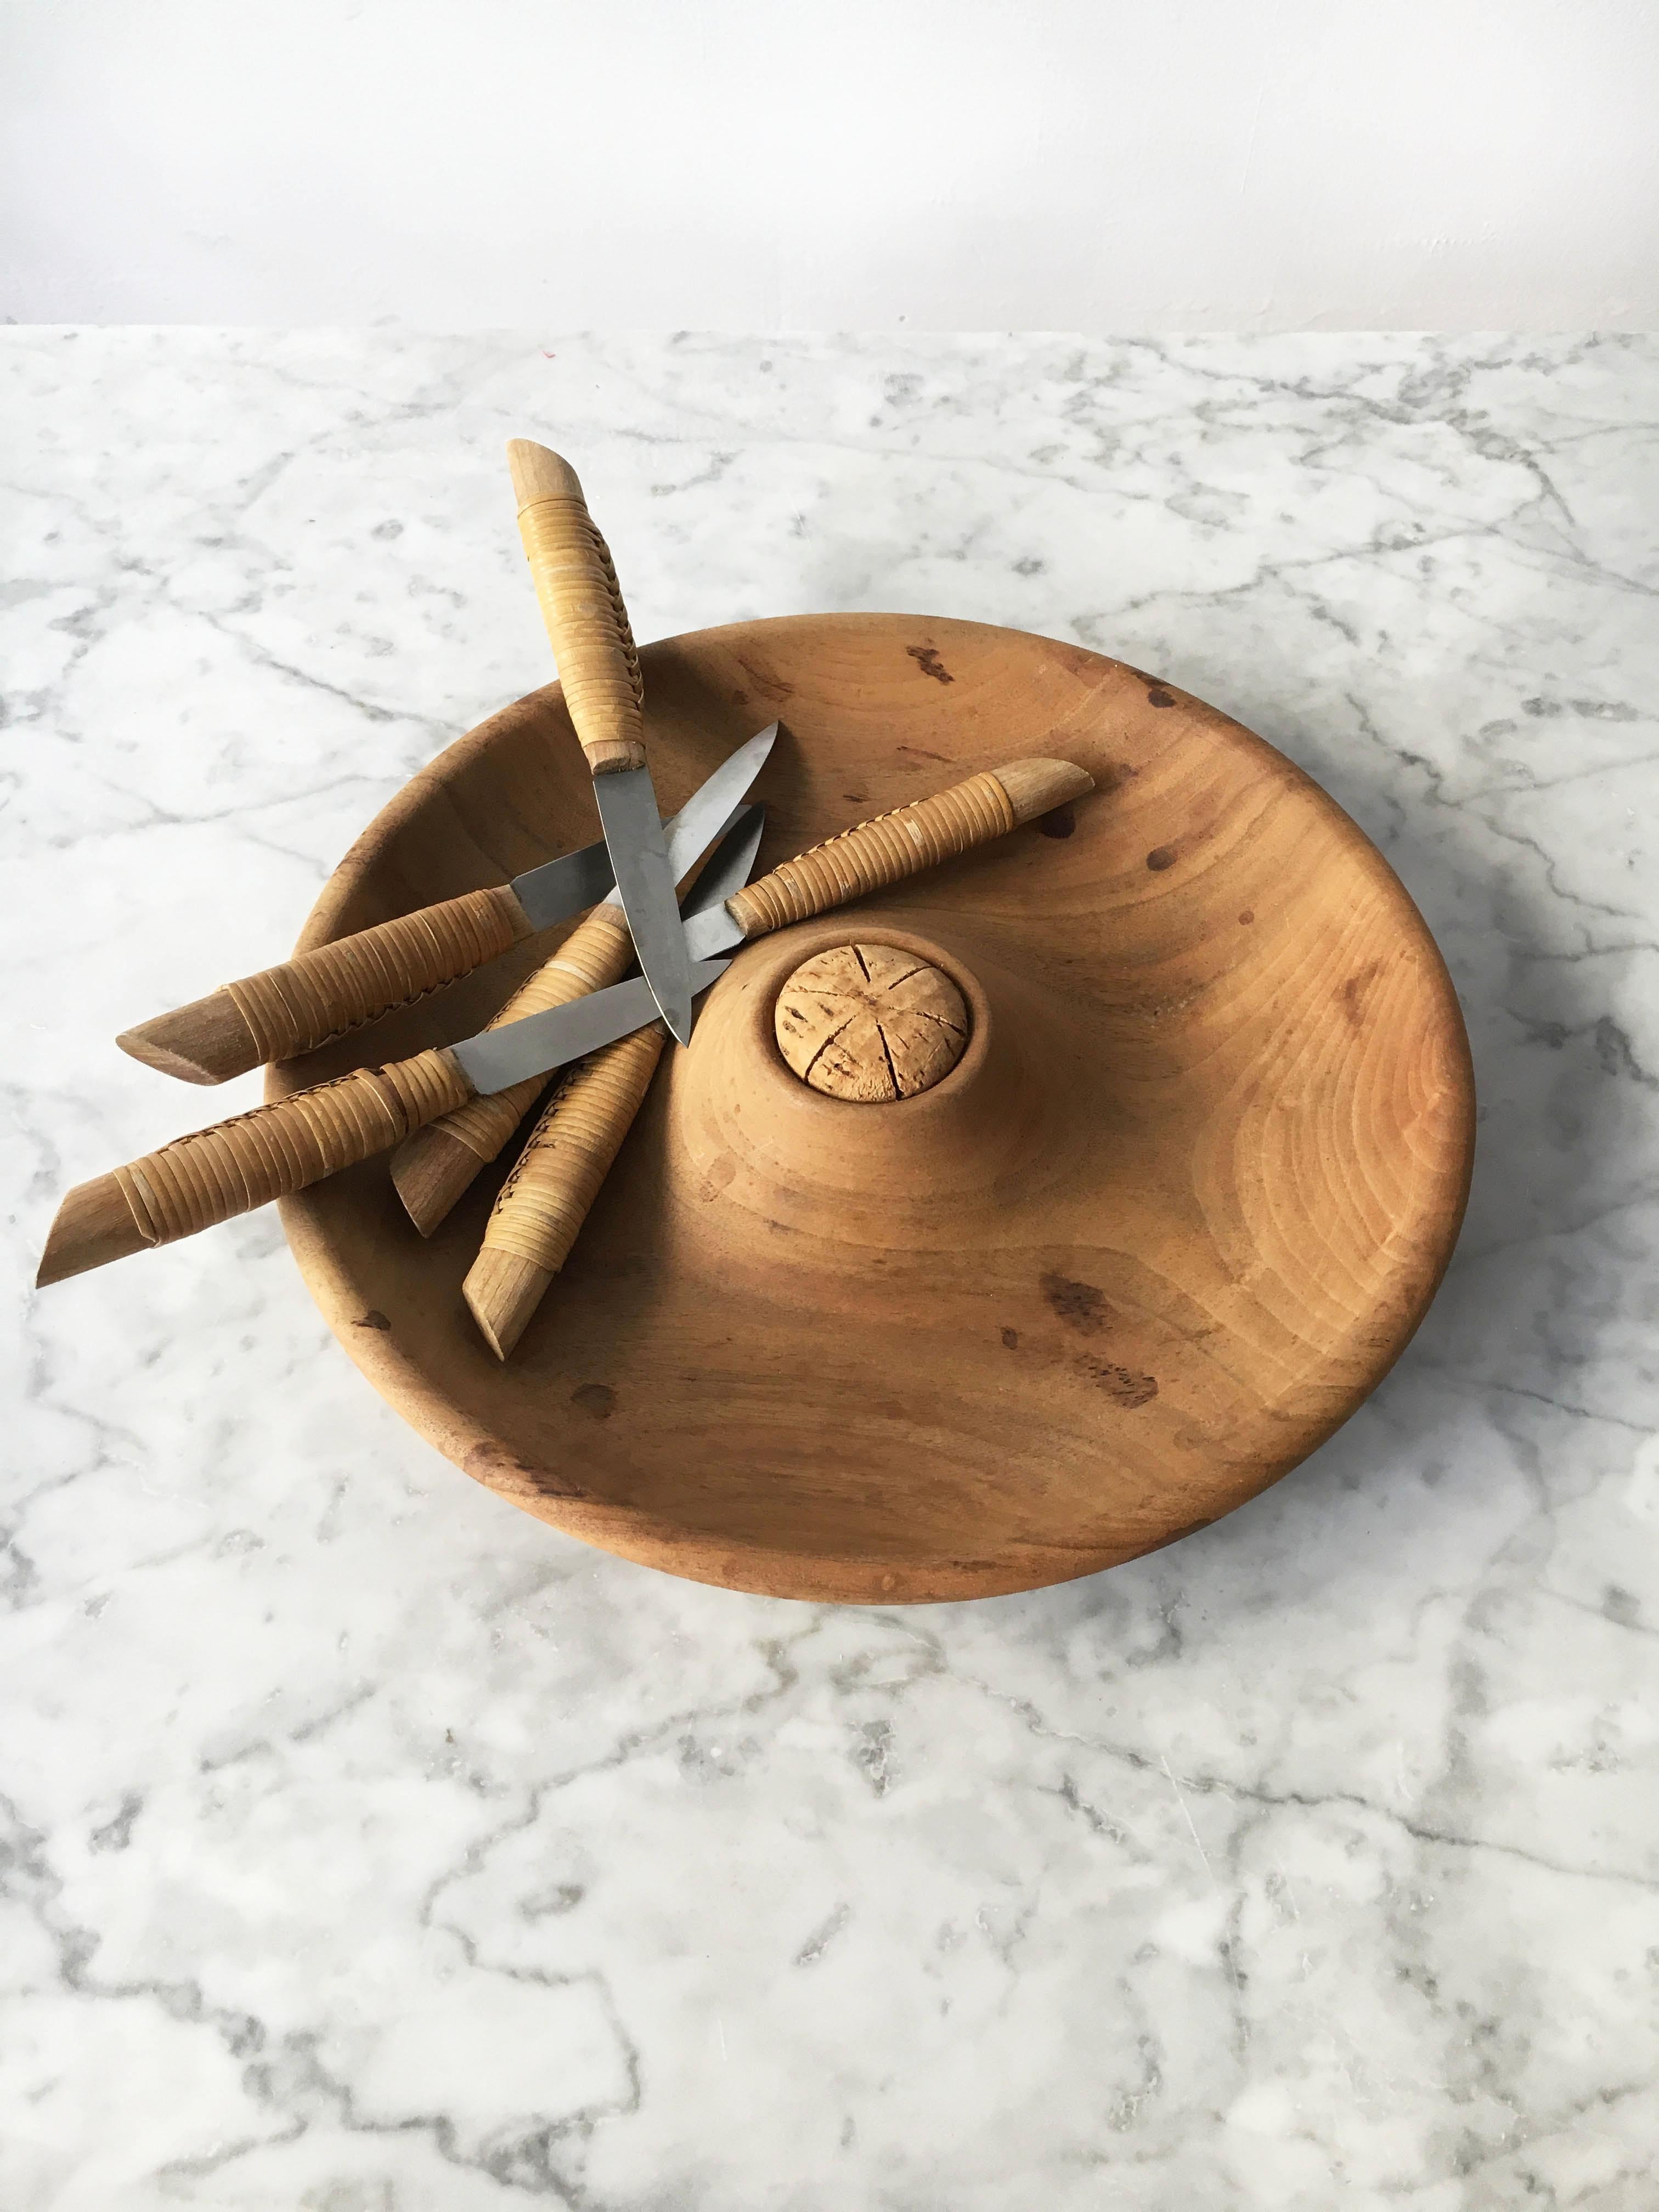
[1001,1327,1019,1350]
[1147,686,1177,708]
[1077,1356,1159,1408]
[1095,761,1139,793]
[842,792,867,804]
[571,1383,616,1421]
[354,1310,391,1331]
[1340,960,1383,1028]
[532,1469,592,1497]
[732,689,749,706]
[897,743,949,763]
[462,1441,588,1499]
[1238,909,1255,925]
[732,652,794,703]
[699,1153,737,1201]
[906,645,954,684]
[1146,847,1177,872]
[1041,1271,1108,1334]
[1035,804,1075,839]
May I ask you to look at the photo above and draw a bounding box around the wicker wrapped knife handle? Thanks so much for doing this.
[726,758,1086,939]
[509,442,644,777]
[116,884,535,1087]
[36,1047,474,1285]
[388,902,635,1233]
[464,1024,668,1358]
[462,754,1094,1357]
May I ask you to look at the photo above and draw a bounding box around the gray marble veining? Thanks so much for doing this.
[3,332,1657,2209]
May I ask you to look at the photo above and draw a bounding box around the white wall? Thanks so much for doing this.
[3,0,1655,327]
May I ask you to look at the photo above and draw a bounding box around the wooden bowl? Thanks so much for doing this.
[274,615,1474,1604]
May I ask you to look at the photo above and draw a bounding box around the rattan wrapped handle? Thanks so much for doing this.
[117,883,534,1085]
[725,757,1093,939]
[508,441,645,777]
[388,902,636,1233]
[464,1023,669,1359]
[37,1047,473,1284]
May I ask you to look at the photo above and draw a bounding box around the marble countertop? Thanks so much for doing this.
[5,332,1657,2210]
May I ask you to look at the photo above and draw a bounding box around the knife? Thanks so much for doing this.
[36,757,1092,1288]
[36,806,768,1289]
[115,722,777,1086]
[508,441,695,1047]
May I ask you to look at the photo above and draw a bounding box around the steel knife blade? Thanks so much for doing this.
[595,765,696,1047]
[512,721,775,930]
[450,803,764,1097]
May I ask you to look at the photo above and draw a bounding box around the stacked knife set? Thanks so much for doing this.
[36,442,1094,1359]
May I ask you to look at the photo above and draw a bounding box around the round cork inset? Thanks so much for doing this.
[774,943,971,1103]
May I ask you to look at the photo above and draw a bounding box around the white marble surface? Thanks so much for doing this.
[4,333,1658,2209]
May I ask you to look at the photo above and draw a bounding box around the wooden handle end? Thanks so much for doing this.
[462,1023,667,1358]
[511,450,643,759]
[390,1123,489,1237]
[585,738,648,776]
[464,1247,555,1361]
[37,1173,149,1285]
[991,757,1096,823]
[507,440,584,512]
[117,991,259,1085]
[726,768,1022,939]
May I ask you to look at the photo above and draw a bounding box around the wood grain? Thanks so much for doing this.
[273,615,1475,1605]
